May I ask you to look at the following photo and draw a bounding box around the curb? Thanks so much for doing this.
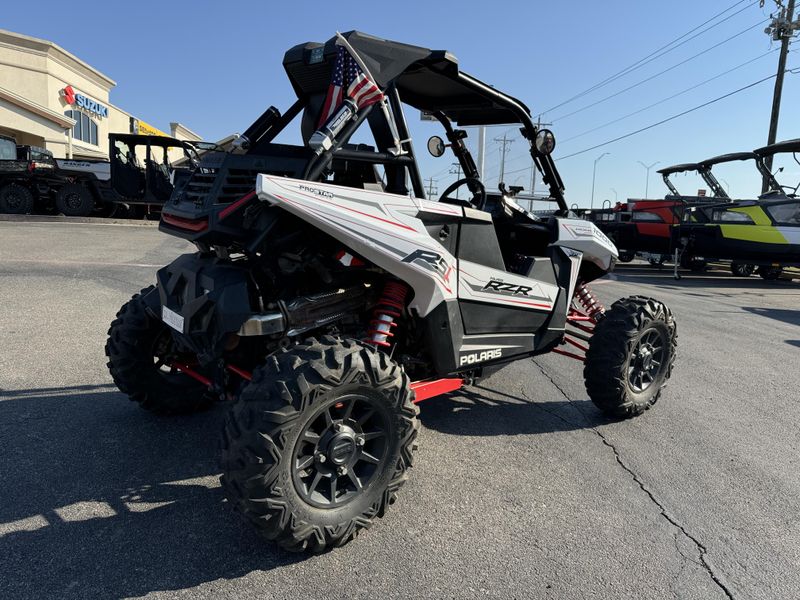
[0,214,159,227]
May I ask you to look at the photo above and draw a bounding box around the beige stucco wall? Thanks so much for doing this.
[0,29,199,163]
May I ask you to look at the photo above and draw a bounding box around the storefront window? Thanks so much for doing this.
[65,110,98,146]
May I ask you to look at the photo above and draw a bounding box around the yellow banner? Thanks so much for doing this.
[134,119,168,137]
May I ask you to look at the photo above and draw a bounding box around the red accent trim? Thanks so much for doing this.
[219,191,256,220]
[162,213,208,232]
[410,378,463,403]
[226,364,253,381]
[552,348,586,362]
[568,315,593,322]
[172,362,212,387]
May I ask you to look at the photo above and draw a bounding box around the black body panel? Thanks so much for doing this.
[155,253,253,364]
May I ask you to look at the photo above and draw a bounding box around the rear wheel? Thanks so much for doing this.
[618,250,635,263]
[55,183,93,216]
[584,296,677,418]
[758,266,782,281]
[731,262,755,277]
[221,336,419,552]
[105,285,212,414]
[0,183,34,214]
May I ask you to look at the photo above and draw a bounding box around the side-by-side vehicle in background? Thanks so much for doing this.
[105,31,678,552]
[589,142,800,278]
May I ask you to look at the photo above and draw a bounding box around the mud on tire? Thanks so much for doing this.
[220,336,419,552]
[584,296,677,418]
[105,285,212,414]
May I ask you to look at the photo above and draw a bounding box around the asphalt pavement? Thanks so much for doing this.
[1,220,799,600]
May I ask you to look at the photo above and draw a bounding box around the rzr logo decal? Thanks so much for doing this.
[402,249,448,277]
[460,348,502,366]
[482,279,533,296]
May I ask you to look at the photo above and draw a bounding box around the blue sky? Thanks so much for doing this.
[4,0,799,205]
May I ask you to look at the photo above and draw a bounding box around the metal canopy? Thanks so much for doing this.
[657,163,700,176]
[283,31,533,126]
[753,138,800,156]
[698,152,757,168]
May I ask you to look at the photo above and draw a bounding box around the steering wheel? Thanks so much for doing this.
[439,177,487,210]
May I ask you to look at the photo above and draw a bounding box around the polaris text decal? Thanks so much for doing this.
[460,348,502,366]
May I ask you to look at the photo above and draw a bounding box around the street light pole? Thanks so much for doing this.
[611,188,618,202]
[637,160,660,198]
[590,152,610,209]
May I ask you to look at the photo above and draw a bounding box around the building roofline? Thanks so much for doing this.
[0,28,116,89]
[0,84,76,128]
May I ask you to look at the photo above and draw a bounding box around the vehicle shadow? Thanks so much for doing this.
[0,385,303,599]
[419,384,606,437]
[742,306,800,327]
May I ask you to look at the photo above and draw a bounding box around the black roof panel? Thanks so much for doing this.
[753,138,800,156]
[658,163,700,175]
[697,152,756,168]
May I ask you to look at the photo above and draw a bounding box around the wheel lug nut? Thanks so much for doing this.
[334,423,342,432]
[338,465,347,475]
[356,436,365,446]
[316,453,326,463]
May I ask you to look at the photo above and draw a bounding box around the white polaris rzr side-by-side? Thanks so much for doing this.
[105,31,677,553]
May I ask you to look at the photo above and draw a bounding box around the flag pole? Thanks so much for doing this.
[335,32,405,156]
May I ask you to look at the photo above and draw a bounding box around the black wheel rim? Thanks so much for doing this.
[65,192,82,210]
[628,328,667,393]
[6,192,22,209]
[292,392,390,509]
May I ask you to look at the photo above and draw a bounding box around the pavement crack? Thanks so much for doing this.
[529,359,736,600]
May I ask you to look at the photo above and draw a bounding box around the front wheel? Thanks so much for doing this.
[0,183,34,214]
[584,296,677,418]
[618,250,635,263]
[221,336,419,552]
[731,262,755,277]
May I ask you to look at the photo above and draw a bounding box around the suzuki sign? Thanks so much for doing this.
[60,85,108,118]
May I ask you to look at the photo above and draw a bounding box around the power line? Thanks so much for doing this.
[550,18,769,123]
[555,73,778,161]
[559,48,778,144]
[537,0,759,116]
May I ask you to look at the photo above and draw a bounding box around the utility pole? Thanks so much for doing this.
[637,160,660,198]
[763,0,799,192]
[424,176,438,199]
[590,152,610,209]
[449,163,463,198]
[494,133,514,185]
[611,188,619,202]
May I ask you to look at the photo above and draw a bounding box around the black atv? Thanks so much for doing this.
[106,31,677,552]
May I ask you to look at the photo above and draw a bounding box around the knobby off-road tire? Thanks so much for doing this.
[0,183,34,214]
[221,336,419,552]
[584,296,677,418]
[105,285,212,415]
[758,266,783,281]
[731,262,755,277]
[618,250,635,263]
[55,183,93,216]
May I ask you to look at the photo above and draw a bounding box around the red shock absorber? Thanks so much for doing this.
[573,281,605,322]
[366,280,409,347]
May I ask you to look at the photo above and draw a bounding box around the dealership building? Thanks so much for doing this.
[0,28,200,160]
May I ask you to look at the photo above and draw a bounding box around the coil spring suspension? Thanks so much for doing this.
[574,282,605,321]
[366,281,409,347]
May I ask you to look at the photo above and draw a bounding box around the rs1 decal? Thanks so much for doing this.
[459,348,502,366]
[402,249,448,276]
[482,279,533,296]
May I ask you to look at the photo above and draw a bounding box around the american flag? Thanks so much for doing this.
[318,44,384,127]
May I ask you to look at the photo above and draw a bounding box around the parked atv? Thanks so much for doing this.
[106,31,678,552]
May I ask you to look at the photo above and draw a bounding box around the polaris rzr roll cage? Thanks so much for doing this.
[229,32,568,213]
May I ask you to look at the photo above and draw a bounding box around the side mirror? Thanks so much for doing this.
[427,136,446,158]
[534,129,556,156]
